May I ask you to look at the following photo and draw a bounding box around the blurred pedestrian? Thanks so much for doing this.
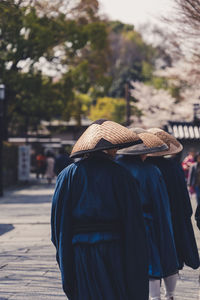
[182,149,196,180]
[45,151,55,184]
[51,120,149,300]
[35,151,46,179]
[188,152,200,205]
[54,147,73,176]
[147,128,199,295]
[117,128,179,300]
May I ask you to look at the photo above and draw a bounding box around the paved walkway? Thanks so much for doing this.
[169,195,200,300]
[0,181,200,299]
[0,180,66,300]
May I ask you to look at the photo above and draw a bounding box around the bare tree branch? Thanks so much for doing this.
[161,0,200,59]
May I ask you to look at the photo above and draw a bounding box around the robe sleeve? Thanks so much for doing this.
[195,204,200,230]
[177,163,193,217]
[120,172,149,300]
[51,165,75,299]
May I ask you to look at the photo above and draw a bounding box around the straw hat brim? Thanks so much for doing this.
[117,143,168,155]
[117,131,168,155]
[70,119,142,158]
[147,128,183,157]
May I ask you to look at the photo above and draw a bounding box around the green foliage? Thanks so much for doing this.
[168,85,182,102]
[108,64,143,98]
[88,75,112,99]
[70,21,110,95]
[109,21,134,33]
[86,22,107,50]
[141,61,153,81]
[67,92,92,126]
[107,21,157,97]
[148,76,181,102]
[89,97,126,123]
[150,76,169,90]
[71,60,91,93]
[8,72,62,135]
[0,1,175,134]
[0,0,109,136]
[0,2,66,68]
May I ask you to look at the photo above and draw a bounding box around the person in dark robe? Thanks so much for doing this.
[188,152,200,205]
[195,203,200,230]
[188,152,200,230]
[51,119,149,300]
[117,128,179,300]
[54,147,73,176]
[146,128,199,274]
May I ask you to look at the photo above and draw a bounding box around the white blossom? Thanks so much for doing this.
[155,59,200,123]
[155,60,200,86]
[130,81,196,128]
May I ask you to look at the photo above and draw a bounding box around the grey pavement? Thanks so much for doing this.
[166,195,200,300]
[0,180,200,299]
[0,179,66,300]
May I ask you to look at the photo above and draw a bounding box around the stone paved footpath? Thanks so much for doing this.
[0,181,200,300]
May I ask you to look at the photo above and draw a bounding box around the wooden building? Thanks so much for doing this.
[165,104,200,159]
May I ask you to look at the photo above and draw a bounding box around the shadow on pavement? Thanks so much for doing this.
[0,224,14,236]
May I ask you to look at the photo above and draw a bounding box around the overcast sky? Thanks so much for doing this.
[99,0,175,28]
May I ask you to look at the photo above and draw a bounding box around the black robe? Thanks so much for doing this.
[117,155,179,279]
[147,157,200,270]
[51,153,149,300]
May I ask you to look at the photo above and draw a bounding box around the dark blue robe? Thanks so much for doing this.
[195,204,200,230]
[51,152,149,300]
[147,157,200,270]
[116,155,179,279]
[54,153,73,176]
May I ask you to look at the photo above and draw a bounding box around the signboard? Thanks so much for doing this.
[18,145,30,181]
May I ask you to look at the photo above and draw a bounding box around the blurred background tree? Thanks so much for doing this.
[107,21,156,97]
[89,97,126,123]
[0,0,109,137]
[1,0,189,135]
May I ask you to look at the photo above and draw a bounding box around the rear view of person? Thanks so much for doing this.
[188,152,200,205]
[54,147,73,176]
[147,128,200,299]
[35,151,46,179]
[45,151,55,184]
[51,120,149,300]
[117,128,179,300]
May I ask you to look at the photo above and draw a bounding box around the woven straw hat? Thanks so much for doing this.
[147,128,183,156]
[70,119,142,158]
[117,128,168,155]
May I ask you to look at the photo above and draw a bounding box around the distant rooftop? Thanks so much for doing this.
[166,121,200,140]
